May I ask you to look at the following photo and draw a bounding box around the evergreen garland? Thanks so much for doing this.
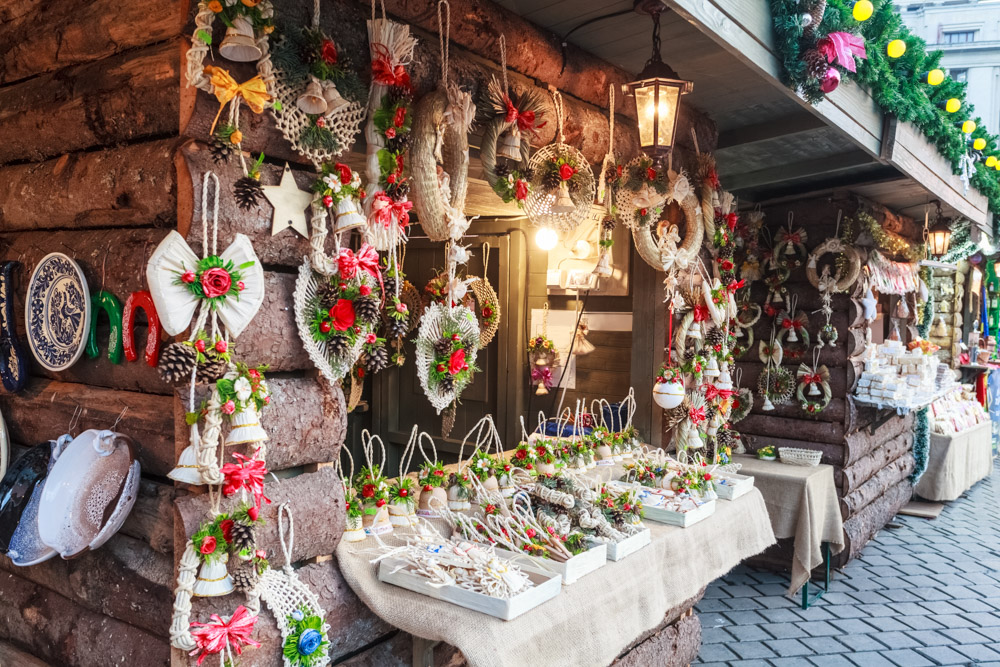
[910,406,930,483]
[917,266,934,338]
[770,0,1000,233]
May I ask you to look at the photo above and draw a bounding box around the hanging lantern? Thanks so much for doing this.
[622,6,693,165]
[498,127,522,161]
[219,16,263,63]
[296,77,328,115]
[927,213,952,257]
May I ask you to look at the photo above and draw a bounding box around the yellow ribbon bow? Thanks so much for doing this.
[204,65,271,134]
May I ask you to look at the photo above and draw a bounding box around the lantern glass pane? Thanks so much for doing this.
[634,84,656,148]
[656,85,681,148]
[928,230,951,256]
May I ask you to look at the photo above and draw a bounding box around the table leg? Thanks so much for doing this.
[801,542,832,610]
[412,636,440,667]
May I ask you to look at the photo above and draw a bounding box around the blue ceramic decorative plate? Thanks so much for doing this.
[25,253,91,372]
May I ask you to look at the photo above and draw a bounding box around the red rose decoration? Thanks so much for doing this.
[362,484,376,499]
[330,299,356,331]
[321,39,338,65]
[448,348,466,375]
[646,167,657,180]
[720,259,734,271]
[559,164,575,181]
[247,505,259,521]
[726,212,739,230]
[323,195,333,208]
[704,473,712,481]
[359,284,372,296]
[316,116,326,128]
[482,306,493,318]
[375,499,386,508]
[514,179,528,201]
[220,519,234,543]
[393,106,406,128]
[515,449,527,460]
[385,127,397,139]
[199,536,217,555]
[181,270,196,284]
[201,267,232,299]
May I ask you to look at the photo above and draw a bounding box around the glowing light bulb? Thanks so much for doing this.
[974,138,987,151]
[986,156,997,168]
[852,0,873,21]
[535,227,558,251]
[927,69,944,86]
[946,98,961,113]
[887,40,906,58]
[963,120,978,134]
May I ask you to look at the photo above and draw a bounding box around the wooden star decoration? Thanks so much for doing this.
[263,163,312,238]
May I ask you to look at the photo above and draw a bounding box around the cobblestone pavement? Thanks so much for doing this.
[695,464,1000,666]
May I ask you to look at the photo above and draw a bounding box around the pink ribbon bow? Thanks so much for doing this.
[818,32,867,73]
[531,366,553,388]
[221,451,271,510]
[190,606,261,665]
[338,244,384,297]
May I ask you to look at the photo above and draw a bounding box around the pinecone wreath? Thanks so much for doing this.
[354,297,380,325]
[158,342,197,384]
[233,176,264,211]
[365,346,389,373]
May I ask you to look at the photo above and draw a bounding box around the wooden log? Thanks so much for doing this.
[0,0,186,85]
[0,379,174,477]
[122,479,177,554]
[738,362,850,396]
[616,611,702,667]
[747,398,846,424]
[843,412,914,464]
[737,414,845,446]
[839,477,912,565]
[237,271,310,371]
[840,454,915,519]
[0,570,169,666]
[172,377,347,473]
[841,430,913,496]
[739,433,845,467]
[0,641,49,667]
[175,467,346,568]
[0,534,172,636]
[0,41,179,166]
[0,139,179,231]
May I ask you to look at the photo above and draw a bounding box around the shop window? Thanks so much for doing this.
[944,31,976,44]
[951,68,968,82]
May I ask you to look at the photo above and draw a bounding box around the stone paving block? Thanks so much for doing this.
[829,618,879,634]
[897,564,935,577]
[727,661,772,667]
[794,607,837,621]
[880,648,935,667]
[862,604,899,617]
[917,600,966,615]
[846,651,898,667]
[729,641,778,660]
[954,643,1000,662]
[799,636,848,655]
[725,624,771,642]
[837,634,888,652]
[702,586,730,599]
[694,598,729,613]
[749,571,789,585]
[848,591,893,605]
[936,585,983,600]
[915,645,975,665]
[756,595,799,610]
[959,572,1000,586]
[824,605,872,619]
[724,610,769,626]
[815,592,857,606]
[932,613,978,629]
[752,583,790,597]
[872,631,920,650]
[721,597,765,611]
[888,602,931,616]
[962,611,1000,627]
[880,589,925,603]
[763,622,811,640]
[721,584,759,598]
[862,616,911,632]
[841,577,887,591]
[795,620,842,637]
[939,627,994,644]
[903,629,956,647]
[696,643,739,662]
[902,575,940,588]
[808,655,857,667]
[764,638,814,657]
[699,627,733,645]
[912,587,953,601]
[896,614,943,631]
[759,608,805,624]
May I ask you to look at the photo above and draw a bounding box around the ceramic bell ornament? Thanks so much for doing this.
[551,181,575,214]
[219,16,262,62]
[498,126,522,161]
[705,356,720,379]
[297,77,328,115]
[343,511,367,543]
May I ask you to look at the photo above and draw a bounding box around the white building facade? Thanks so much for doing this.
[897,0,1000,132]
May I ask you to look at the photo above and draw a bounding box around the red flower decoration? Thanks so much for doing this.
[385,127,397,139]
[362,484,376,499]
[514,179,528,201]
[321,39,338,65]
[201,268,232,299]
[448,348,466,375]
[330,299,356,331]
[181,270,196,284]
[360,284,372,296]
[559,164,575,180]
[335,163,352,184]
[393,106,406,128]
[220,519,234,543]
[199,535,217,555]
[515,448,527,460]
[646,167,657,180]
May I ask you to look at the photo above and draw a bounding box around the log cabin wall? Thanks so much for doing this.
[736,195,919,568]
[0,0,717,665]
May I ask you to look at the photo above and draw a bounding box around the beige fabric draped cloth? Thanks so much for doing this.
[734,455,844,596]
[915,422,994,501]
[337,489,775,667]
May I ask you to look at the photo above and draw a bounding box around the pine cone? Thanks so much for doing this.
[386,180,410,202]
[234,177,263,211]
[230,521,255,555]
[521,166,534,182]
[705,327,724,347]
[802,48,829,81]
[365,346,389,373]
[158,343,197,384]
[230,560,259,594]
[434,337,453,357]
[805,0,826,37]
[327,334,351,359]
[386,316,408,339]
[383,277,398,297]
[317,282,340,311]
[542,169,563,191]
[209,139,233,164]
[683,348,696,363]
[354,297,380,325]
[438,374,455,393]
[494,162,512,179]
[197,358,229,384]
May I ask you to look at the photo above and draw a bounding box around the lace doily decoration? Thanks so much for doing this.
[415,302,481,413]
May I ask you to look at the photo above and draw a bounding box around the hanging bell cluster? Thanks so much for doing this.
[297,77,349,116]
[551,181,575,214]
[219,16,262,62]
[498,126,522,161]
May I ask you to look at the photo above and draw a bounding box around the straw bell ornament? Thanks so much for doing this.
[808,381,821,396]
[498,126,522,161]
[297,77,328,115]
[193,553,235,597]
[226,404,269,446]
[322,81,350,114]
[219,16,262,63]
[535,381,549,396]
[686,319,702,339]
[593,250,613,277]
[787,326,798,343]
[717,365,733,390]
[334,197,366,232]
[168,437,202,485]
[705,356,720,378]
[551,181,576,214]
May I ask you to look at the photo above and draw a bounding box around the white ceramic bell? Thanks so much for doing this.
[653,379,685,409]
[593,251,613,277]
[498,127,522,161]
[447,484,471,510]
[334,197,366,232]
[168,442,203,485]
[226,404,268,446]
[705,356,720,379]
[762,395,775,411]
[296,77,328,115]
[343,515,367,542]
[717,365,733,390]
[551,181,575,214]
[321,81,350,114]
[219,16,262,63]
[808,382,821,396]
[388,500,413,527]
[686,319,702,339]
[787,327,798,343]
[193,553,235,597]
[687,423,704,448]
[734,327,744,338]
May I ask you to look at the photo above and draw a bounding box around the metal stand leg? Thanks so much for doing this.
[801,542,832,610]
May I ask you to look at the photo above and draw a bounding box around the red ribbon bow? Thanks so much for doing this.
[781,318,803,331]
[803,373,823,385]
[221,451,271,510]
[693,304,710,323]
[786,233,801,244]
[702,384,736,402]
[338,244,384,298]
[689,406,707,426]
[503,95,545,136]
[371,44,411,89]
[531,366,553,388]
[190,606,261,666]
[727,279,745,292]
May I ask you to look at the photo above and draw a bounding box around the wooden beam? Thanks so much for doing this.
[722,150,875,192]
[716,114,826,151]
[629,246,664,448]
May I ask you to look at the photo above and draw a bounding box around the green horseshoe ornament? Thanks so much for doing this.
[85,291,124,363]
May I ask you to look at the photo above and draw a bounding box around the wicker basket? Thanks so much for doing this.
[778,447,822,467]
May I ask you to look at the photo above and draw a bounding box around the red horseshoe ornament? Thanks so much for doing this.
[123,291,162,367]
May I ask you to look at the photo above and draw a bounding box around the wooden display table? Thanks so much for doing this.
[914,421,994,502]
[734,455,845,606]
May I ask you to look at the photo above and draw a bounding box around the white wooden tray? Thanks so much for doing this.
[377,557,562,621]
[495,542,607,585]
[642,498,716,527]
[603,528,651,561]
[712,474,755,501]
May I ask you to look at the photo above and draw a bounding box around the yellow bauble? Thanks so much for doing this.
[946,98,961,113]
[853,0,874,21]
[963,120,977,134]
[974,138,987,151]
[986,156,997,167]
[887,40,907,58]
[927,69,945,86]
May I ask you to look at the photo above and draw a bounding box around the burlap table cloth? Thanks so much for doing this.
[915,421,994,501]
[733,455,844,595]
[337,489,774,667]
